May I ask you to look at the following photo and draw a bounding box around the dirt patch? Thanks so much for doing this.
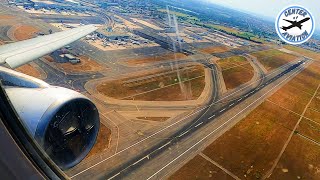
[125,53,187,65]
[217,56,254,89]
[15,64,43,79]
[50,56,105,73]
[14,25,39,41]
[199,46,230,54]
[251,49,299,71]
[0,15,15,20]
[97,65,205,101]
[169,155,233,180]
[85,123,111,159]
[202,101,299,179]
[136,117,170,122]
[44,55,54,62]
[269,135,320,180]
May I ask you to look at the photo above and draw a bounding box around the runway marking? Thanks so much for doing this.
[108,173,120,180]
[219,108,226,113]
[178,130,190,138]
[146,64,305,180]
[132,156,149,166]
[208,114,216,119]
[158,141,172,150]
[194,122,203,128]
[70,60,308,178]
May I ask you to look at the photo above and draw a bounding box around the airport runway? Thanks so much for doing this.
[68,56,310,179]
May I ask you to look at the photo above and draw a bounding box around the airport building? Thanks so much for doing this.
[96,28,130,40]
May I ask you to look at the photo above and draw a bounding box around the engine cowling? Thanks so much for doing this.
[4,86,100,170]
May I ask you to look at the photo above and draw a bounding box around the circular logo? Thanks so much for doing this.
[275,5,315,45]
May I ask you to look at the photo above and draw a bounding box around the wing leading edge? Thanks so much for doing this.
[0,25,97,69]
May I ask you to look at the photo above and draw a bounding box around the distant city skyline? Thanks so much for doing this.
[203,0,319,31]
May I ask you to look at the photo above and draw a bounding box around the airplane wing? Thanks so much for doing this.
[0,25,97,69]
[283,19,295,24]
[298,17,310,24]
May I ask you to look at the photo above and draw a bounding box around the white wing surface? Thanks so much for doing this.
[0,25,97,68]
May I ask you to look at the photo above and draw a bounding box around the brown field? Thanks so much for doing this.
[284,45,320,60]
[172,60,320,179]
[199,46,230,54]
[136,117,170,122]
[97,65,205,101]
[305,96,320,123]
[86,123,111,159]
[53,56,105,73]
[298,118,320,143]
[267,83,312,114]
[217,56,254,89]
[169,155,233,180]
[126,77,205,101]
[251,49,299,71]
[267,63,320,114]
[14,25,39,41]
[269,136,320,180]
[0,15,15,20]
[125,53,187,65]
[201,101,299,179]
[15,64,43,79]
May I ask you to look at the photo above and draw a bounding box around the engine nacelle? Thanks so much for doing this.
[5,86,100,170]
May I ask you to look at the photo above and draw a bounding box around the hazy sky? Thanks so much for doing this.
[204,0,319,23]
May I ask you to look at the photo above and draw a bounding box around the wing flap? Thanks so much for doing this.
[0,25,97,68]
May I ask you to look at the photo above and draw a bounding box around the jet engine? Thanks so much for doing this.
[4,86,100,170]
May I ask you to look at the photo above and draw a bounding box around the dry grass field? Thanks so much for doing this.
[269,136,320,180]
[125,53,187,65]
[15,64,43,79]
[97,65,206,101]
[199,46,230,54]
[169,155,233,180]
[217,56,254,89]
[14,25,39,40]
[251,49,299,71]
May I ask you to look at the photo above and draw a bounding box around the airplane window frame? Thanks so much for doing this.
[0,82,67,180]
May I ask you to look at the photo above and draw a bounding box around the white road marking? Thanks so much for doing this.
[195,122,203,128]
[178,130,190,138]
[70,60,307,179]
[229,103,234,107]
[146,65,305,180]
[108,173,120,180]
[238,98,243,102]
[219,108,226,113]
[157,141,172,150]
[132,155,149,166]
[208,114,216,119]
